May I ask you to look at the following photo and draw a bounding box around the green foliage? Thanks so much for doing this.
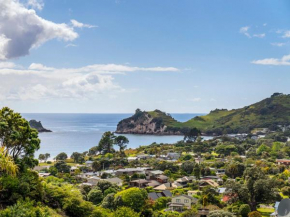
[97,132,115,154]
[54,161,71,173]
[209,210,234,217]
[181,161,195,174]
[239,204,251,217]
[114,207,140,217]
[55,152,68,161]
[248,211,262,217]
[153,197,171,210]
[0,107,40,169]
[88,189,103,205]
[101,193,115,210]
[0,199,60,217]
[114,187,148,212]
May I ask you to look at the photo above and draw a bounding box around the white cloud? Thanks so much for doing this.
[0,0,78,60]
[0,63,179,100]
[282,31,290,38]
[27,0,44,10]
[263,23,267,26]
[271,42,286,47]
[70,19,97,29]
[253,33,265,38]
[251,54,290,65]
[240,26,251,38]
[65,43,78,48]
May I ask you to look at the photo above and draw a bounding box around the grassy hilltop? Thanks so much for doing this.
[117,93,290,135]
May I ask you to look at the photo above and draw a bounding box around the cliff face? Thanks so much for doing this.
[29,120,52,133]
[116,109,183,135]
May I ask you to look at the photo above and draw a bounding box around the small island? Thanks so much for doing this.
[29,120,52,133]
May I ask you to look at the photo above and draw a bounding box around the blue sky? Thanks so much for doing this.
[1,0,290,113]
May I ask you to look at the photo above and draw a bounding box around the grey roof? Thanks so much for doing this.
[148,192,159,200]
[150,170,163,175]
[157,175,168,180]
[85,161,93,164]
[162,190,172,197]
[172,194,194,200]
[130,179,150,184]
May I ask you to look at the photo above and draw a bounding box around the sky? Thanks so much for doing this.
[1,0,290,113]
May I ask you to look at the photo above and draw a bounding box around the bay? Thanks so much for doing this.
[21,113,209,158]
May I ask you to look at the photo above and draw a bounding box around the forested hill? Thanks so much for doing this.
[116,93,290,135]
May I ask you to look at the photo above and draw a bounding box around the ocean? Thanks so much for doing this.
[21,113,208,158]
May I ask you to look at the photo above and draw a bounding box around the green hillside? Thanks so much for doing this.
[118,93,290,135]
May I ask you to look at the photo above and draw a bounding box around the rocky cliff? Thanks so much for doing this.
[116,109,183,135]
[29,120,52,133]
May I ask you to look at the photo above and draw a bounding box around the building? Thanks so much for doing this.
[148,190,172,201]
[115,167,150,176]
[129,179,150,188]
[199,180,219,188]
[154,182,182,191]
[168,195,198,211]
[87,176,101,185]
[146,170,163,179]
[188,190,200,197]
[175,176,195,187]
[167,152,181,160]
[106,177,123,186]
[156,175,169,183]
[276,159,290,166]
[127,157,138,162]
[85,161,94,168]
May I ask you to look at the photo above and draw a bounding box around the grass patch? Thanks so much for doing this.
[257,207,274,217]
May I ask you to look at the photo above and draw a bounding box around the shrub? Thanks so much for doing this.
[114,207,140,217]
[88,189,104,205]
[248,211,262,217]
[239,204,251,217]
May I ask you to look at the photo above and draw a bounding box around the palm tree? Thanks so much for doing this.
[0,146,18,176]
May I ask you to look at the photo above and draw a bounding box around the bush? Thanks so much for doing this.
[248,211,262,217]
[114,207,140,217]
[88,189,104,205]
[209,210,234,217]
[239,204,251,217]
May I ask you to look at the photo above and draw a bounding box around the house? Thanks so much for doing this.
[276,159,290,166]
[148,190,172,201]
[156,175,168,183]
[154,182,182,190]
[106,177,123,186]
[175,176,195,187]
[167,152,181,160]
[197,208,210,217]
[217,187,226,194]
[199,180,219,188]
[127,157,138,162]
[115,167,149,176]
[129,179,150,188]
[146,180,161,188]
[70,166,78,173]
[136,154,152,160]
[85,161,94,168]
[33,166,50,171]
[188,190,200,197]
[146,170,163,179]
[168,195,198,211]
[38,172,50,177]
[216,169,225,176]
[87,176,101,185]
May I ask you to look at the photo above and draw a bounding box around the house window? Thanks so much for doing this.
[184,199,189,203]
[176,199,181,203]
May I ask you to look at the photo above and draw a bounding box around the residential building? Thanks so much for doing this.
[148,190,172,201]
[168,195,198,211]
[276,159,290,166]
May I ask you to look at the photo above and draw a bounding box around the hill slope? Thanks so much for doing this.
[116,93,290,135]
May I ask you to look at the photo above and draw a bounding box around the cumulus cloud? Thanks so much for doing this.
[27,0,44,10]
[271,42,286,47]
[253,33,265,38]
[0,0,78,60]
[240,26,251,38]
[0,63,179,100]
[251,54,290,65]
[70,19,97,28]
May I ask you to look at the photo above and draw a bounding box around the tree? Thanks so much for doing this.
[55,152,68,161]
[97,180,119,194]
[101,193,115,210]
[114,135,129,152]
[193,163,201,179]
[225,162,245,179]
[181,161,195,174]
[88,189,104,205]
[71,152,83,163]
[239,204,251,217]
[92,161,102,172]
[183,128,201,142]
[281,186,290,197]
[98,132,115,154]
[0,146,18,176]
[114,207,140,217]
[54,161,71,173]
[89,146,99,156]
[38,154,45,162]
[44,153,50,162]
[114,187,148,212]
[0,107,40,168]
[225,167,281,211]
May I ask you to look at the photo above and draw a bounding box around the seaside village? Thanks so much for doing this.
[32,127,290,217]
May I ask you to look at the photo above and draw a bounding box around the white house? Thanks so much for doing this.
[169,195,198,211]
